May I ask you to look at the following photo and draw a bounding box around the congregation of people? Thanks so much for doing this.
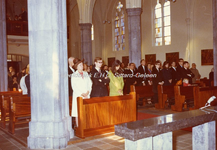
[8,56,214,127]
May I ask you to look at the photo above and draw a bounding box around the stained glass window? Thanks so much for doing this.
[154,0,171,46]
[114,1,125,51]
[91,24,94,41]
[164,1,171,45]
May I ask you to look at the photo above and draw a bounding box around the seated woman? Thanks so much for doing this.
[71,58,92,127]
[108,60,124,96]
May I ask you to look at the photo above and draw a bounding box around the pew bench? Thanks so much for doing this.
[171,85,196,112]
[0,91,22,128]
[155,85,174,109]
[8,96,31,134]
[76,92,136,138]
[130,85,154,106]
[193,86,217,109]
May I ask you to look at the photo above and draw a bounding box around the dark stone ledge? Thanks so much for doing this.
[115,106,217,141]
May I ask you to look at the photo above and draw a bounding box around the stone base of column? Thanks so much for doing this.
[27,117,74,149]
[125,137,152,150]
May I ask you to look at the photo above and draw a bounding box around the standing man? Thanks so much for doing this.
[190,63,201,83]
[90,57,110,97]
[182,61,195,84]
[68,57,75,96]
[176,58,184,81]
[124,63,137,94]
[170,61,178,84]
[137,59,148,86]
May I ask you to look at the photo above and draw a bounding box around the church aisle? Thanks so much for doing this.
[0,106,193,150]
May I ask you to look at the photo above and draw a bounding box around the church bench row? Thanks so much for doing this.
[8,96,31,134]
[76,92,136,138]
[130,85,154,106]
[0,91,22,128]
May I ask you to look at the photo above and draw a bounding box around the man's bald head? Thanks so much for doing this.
[68,57,75,67]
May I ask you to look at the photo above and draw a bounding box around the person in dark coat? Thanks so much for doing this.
[182,61,195,84]
[137,59,149,86]
[90,57,110,97]
[152,61,164,103]
[161,61,172,86]
[68,57,75,96]
[209,67,214,86]
[123,63,137,94]
[176,58,184,81]
[170,61,178,84]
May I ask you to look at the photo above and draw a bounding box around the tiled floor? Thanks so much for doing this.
[0,106,193,150]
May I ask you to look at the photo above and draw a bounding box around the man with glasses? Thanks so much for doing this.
[90,57,110,97]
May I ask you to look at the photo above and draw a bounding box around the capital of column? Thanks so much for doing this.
[79,23,92,30]
[126,8,142,16]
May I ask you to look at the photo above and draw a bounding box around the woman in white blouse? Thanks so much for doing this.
[71,58,92,127]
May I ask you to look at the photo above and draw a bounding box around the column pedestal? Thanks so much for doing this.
[126,8,142,67]
[79,23,92,65]
[27,0,73,149]
[0,0,8,92]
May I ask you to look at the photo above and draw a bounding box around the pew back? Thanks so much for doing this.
[156,85,174,109]
[8,96,31,134]
[76,92,136,138]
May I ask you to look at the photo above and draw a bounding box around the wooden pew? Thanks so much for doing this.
[130,85,154,106]
[76,92,136,138]
[171,85,196,112]
[155,85,174,109]
[193,86,217,109]
[8,96,31,134]
[0,91,22,128]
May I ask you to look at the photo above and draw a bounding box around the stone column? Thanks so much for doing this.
[126,8,142,68]
[213,0,217,86]
[27,0,73,149]
[0,0,8,92]
[79,23,92,65]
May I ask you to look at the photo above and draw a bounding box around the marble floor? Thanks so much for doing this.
[0,106,193,150]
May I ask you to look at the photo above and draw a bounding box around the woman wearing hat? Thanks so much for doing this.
[71,58,92,127]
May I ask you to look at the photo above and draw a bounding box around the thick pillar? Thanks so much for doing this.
[126,8,142,67]
[193,121,216,150]
[0,0,8,92]
[213,0,217,86]
[27,0,73,149]
[79,23,92,65]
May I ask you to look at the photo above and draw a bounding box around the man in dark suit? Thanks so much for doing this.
[137,59,149,86]
[152,61,164,103]
[90,57,110,97]
[68,57,75,96]
[182,61,195,84]
[176,58,184,80]
[124,63,137,94]
[170,61,178,84]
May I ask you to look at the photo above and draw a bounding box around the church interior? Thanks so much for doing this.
[0,0,217,149]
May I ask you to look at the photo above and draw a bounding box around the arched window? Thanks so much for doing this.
[114,1,125,51]
[154,0,171,46]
